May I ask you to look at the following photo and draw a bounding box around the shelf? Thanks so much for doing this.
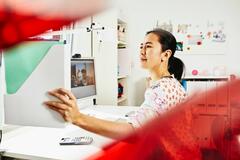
[117,20,127,49]
[118,18,126,25]
[117,96,127,103]
[175,51,225,55]
[184,76,229,79]
[118,48,127,52]
[118,40,127,49]
[118,75,128,79]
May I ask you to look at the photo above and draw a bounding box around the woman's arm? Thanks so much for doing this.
[44,88,134,139]
[73,112,134,139]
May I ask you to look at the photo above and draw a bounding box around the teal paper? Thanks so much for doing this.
[4,41,61,94]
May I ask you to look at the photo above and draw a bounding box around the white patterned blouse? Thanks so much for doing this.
[128,76,187,128]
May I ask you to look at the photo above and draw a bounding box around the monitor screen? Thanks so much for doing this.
[71,59,96,99]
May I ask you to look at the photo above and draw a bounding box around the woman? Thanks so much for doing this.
[44,28,186,139]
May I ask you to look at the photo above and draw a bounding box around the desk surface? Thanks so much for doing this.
[0,105,138,160]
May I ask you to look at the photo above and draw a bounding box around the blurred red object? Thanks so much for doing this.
[0,11,73,49]
[88,79,240,160]
[0,0,107,49]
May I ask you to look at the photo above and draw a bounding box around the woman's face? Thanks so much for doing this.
[140,33,165,70]
[140,33,163,70]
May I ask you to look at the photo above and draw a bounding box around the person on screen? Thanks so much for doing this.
[81,69,94,86]
[76,69,83,86]
[71,75,78,87]
[45,29,186,138]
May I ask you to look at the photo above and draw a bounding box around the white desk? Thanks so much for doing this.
[0,105,138,160]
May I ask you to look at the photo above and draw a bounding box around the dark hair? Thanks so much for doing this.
[146,28,185,80]
[81,69,86,73]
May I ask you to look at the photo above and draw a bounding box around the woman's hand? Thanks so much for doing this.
[44,88,81,124]
[45,88,134,139]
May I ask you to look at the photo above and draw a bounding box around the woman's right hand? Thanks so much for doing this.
[44,88,81,124]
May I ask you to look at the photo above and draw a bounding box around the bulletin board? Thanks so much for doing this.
[155,20,227,55]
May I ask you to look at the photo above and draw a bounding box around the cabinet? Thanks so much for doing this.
[92,8,131,106]
[184,76,231,156]
[184,76,229,115]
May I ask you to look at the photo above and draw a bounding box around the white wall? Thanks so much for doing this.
[116,0,240,106]
[93,9,118,105]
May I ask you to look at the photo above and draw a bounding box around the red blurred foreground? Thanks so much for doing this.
[0,10,73,49]
[89,78,240,160]
[0,0,107,49]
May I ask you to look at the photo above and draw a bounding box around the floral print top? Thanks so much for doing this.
[128,77,187,128]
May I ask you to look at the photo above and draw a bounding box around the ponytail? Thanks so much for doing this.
[168,56,185,81]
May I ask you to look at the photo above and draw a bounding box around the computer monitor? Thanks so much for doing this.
[71,58,97,100]
[4,41,70,128]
